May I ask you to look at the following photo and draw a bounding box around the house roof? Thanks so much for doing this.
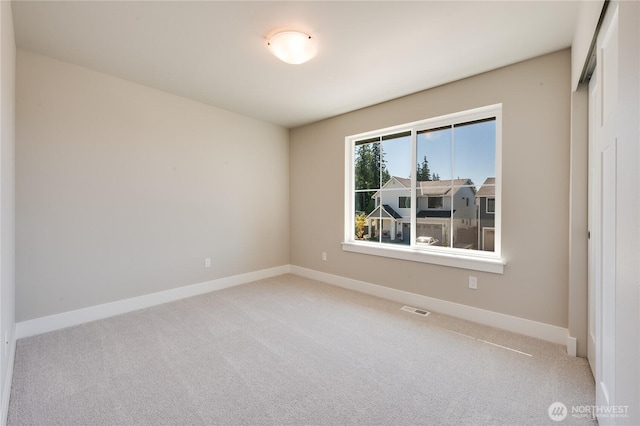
[418,179,473,196]
[372,177,474,199]
[366,204,403,220]
[394,177,411,188]
[476,177,496,197]
[377,177,473,193]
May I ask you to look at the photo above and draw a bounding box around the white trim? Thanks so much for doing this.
[342,241,504,274]
[290,265,573,353]
[1,325,15,426]
[566,335,578,357]
[15,265,290,339]
[345,104,503,269]
[12,265,574,358]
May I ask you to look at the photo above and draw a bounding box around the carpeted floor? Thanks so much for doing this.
[8,274,596,425]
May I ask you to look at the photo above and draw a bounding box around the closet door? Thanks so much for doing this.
[588,3,618,423]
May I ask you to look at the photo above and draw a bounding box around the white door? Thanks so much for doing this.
[482,227,495,252]
[587,70,597,379]
[588,3,618,423]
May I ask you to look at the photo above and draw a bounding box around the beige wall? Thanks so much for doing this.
[568,85,588,357]
[16,50,290,322]
[290,49,571,328]
[0,0,16,415]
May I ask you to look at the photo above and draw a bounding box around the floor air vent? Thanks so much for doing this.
[401,306,430,317]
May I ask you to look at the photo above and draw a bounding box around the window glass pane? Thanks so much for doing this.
[428,196,443,209]
[390,187,411,246]
[415,184,453,248]
[381,133,411,186]
[355,190,377,241]
[451,186,478,250]
[355,191,377,217]
[478,195,496,251]
[487,197,495,213]
[417,127,451,182]
[482,228,495,252]
[378,189,403,245]
[354,191,380,241]
[354,141,381,190]
[453,119,495,191]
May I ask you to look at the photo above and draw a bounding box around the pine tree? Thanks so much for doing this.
[354,142,391,214]
[416,156,432,181]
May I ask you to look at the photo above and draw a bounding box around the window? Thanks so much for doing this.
[399,196,411,208]
[427,196,443,209]
[486,197,495,213]
[344,104,503,273]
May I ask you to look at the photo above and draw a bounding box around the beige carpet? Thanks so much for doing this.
[9,274,596,425]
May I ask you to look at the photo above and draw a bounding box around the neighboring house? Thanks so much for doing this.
[365,177,477,248]
[476,177,496,251]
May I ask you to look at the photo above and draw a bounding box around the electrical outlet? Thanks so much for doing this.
[469,276,478,290]
[322,252,327,261]
[204,258,211,268]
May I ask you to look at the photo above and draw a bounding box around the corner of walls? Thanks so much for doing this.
[0,0,17,424]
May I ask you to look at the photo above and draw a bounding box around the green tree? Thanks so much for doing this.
[416,156,432,181]
[371,143,391,186]
[354,142,391,214]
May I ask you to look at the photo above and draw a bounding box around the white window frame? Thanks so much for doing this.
[343,104,504,274]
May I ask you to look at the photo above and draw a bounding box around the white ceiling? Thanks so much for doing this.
[12,1,579,128]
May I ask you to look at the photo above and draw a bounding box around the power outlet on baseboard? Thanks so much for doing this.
[204,258,211,268]
[322,252,327,261]
[469,276,478,290]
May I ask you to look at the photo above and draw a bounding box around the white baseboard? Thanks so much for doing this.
[13,264,573,356]
[15,265,290,339]
[290,265,572,353]
[2,324,16,426]
[566,335,577,357]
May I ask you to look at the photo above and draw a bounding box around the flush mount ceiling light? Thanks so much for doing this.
[267,30,318,65]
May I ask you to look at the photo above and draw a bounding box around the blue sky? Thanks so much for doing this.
[381,120,495,188]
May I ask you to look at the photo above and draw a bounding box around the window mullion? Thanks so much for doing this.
[450,125,455,249]
[410,129,417,246]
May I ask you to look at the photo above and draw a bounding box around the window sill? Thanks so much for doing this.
[342,241,505,274]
